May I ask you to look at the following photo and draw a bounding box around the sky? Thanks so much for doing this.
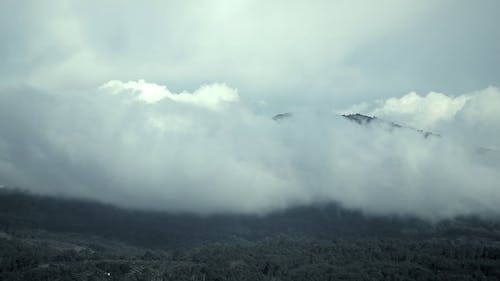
[0,1,499,220]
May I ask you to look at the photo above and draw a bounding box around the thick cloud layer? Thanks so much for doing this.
[1,1,500,220]
[1,81,499,220]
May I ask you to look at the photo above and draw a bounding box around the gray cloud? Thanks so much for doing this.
[0,1,447,102]
[1,1,499,220]
[0,82,499,220]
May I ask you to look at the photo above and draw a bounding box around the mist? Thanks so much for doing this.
[0,81,499,220]
[1,1,500,220]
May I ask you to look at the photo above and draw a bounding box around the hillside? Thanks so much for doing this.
[1,189,500,280]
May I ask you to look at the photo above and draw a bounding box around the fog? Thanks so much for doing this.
[0,82,499,220]
[1,1,500,220]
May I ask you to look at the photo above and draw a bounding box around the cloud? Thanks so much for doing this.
[343,87,500,136]
[1,0,500,222]
[0,0,447,102]
[99,79,239,110]
[373,92,469,130]
[0,82,499,220]
[457,87,500,130]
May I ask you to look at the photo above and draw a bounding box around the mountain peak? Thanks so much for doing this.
[342,113,440,138]
[272,112,293,121]
[341,113,377,124]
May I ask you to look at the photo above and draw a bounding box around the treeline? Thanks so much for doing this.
[1,188,500,280]
[1,188,499,249]
[1,235,500,281]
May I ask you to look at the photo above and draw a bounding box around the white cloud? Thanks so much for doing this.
[343,87,500,135]
[100,79,239,110]
[457,87,500,129]
[372,91,469,129]
[100,79,170,103]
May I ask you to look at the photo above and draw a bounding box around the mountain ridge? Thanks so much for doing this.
[1,187,499,250]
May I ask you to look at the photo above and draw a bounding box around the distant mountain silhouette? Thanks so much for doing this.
[271,112,439,138]
[341,113,440,138]
[272,112,293,121]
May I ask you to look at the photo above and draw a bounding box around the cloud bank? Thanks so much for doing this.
[0,81,499,220]
[343,87,500,151]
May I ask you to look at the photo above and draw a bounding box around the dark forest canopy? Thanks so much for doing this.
[1,188,500,249]
[1,188,500,280]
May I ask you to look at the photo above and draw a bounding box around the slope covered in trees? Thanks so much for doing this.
[1,234,500,281]
[1,188,500,280]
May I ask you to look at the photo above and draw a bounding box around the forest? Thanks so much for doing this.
[1,188,500,280]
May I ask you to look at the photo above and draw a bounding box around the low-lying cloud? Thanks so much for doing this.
[0,81,499,220]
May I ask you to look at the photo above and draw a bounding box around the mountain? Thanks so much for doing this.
[272,112,440,138]
[1,188,499,249]
[1,114,499,280]
[341,113,440,138]
[272,112,293,121]
[341,113,377,124]
[1,188,500,280]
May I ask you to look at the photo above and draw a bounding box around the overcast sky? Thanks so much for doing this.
[0,1,499,219]
[2,1,499,105]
